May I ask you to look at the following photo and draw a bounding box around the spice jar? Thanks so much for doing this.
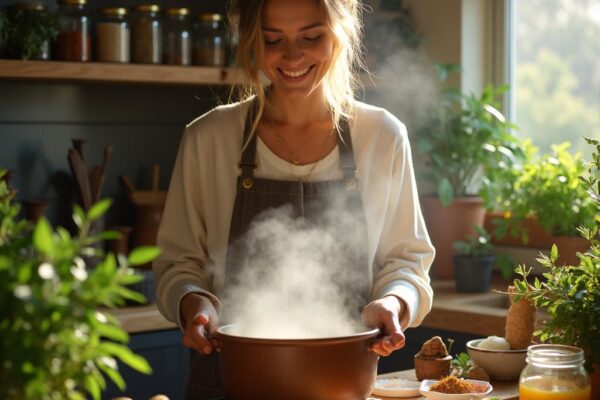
[6,3,53,60]
[131,4,162,64]
[162,7,192,66]
[56,0,91,62]
[194,13,226,67]
[96,7,130,63]
[520,344,590,400]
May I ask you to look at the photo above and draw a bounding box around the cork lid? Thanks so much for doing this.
[99,7,128,16]
[133,4,160,13]
[165,7,190,16]
[198,13,223,22]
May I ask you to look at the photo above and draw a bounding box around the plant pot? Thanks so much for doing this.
[483,211,554,248]
[420,196,485,279]
[452,254,494,293]
[552,235,590,266]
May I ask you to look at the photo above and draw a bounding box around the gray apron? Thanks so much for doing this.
[186,101,369,399]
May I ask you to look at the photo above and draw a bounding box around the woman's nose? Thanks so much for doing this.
[282,42,303,61]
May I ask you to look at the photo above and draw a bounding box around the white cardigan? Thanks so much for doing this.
[153,98,435,330]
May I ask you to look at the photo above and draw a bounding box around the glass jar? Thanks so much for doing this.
[194,13,226,67]
[131,4,162,64]
[96,7,129,63]
[520,344,590,400]
[8,3,51,60]
[56,0,91,62]
[162,7,192,66]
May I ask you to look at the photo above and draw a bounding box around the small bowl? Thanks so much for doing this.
[466,339,527,380]
[419,379,492,399]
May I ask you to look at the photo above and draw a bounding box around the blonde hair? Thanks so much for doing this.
[227,0,366,141]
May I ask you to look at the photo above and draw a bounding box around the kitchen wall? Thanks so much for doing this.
[0,0,228,228]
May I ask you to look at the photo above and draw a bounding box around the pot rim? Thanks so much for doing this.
[217,324,380,345]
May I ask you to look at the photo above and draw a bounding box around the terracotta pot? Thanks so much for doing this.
[420,196,485,279]
[552,236,590,266]
[217,325,380,400]
[483,211,554,248]
[132,203,164,269]
[22,200,48,223]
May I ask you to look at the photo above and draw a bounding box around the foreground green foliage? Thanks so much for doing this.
[0,170,160,399]
[511,137,600,371]
[452,226,493,257]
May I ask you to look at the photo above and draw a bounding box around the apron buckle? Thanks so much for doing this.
[242,178,254,189]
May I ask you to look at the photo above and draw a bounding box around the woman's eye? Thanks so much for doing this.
[264,38,282,46]
[304,34,322,42]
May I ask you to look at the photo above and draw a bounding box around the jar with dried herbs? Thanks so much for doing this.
[3,3,59,60]
[96,7,129,63]
[162,7,192,66]
[56,0,91,62]
[194,13,226,67]
[131,4,162,64]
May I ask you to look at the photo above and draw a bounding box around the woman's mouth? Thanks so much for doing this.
[279,65,313,81]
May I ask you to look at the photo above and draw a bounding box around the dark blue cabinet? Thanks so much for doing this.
[103,329,189,400]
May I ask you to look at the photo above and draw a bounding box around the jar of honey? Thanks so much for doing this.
[520,344,590,400]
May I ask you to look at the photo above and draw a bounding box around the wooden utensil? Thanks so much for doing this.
[68,148,92,210]
[128,190,167,206]
[151,164,160,192]
[120,174,136,193]
[71,139,87,162]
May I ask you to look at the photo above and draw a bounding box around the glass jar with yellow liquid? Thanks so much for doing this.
[520,344,590,400]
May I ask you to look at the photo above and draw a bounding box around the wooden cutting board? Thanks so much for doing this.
[369,369,519,400]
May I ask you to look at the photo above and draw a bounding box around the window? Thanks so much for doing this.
[508,0,600,158]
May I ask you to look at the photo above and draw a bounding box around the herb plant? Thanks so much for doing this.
[492,142,596,240]
[3,4,59,60]
[0,169,160,400]
[510,137,600,370]
[417,64,526,206]
[452,226,493,257]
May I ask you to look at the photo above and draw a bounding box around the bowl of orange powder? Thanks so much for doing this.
[419,376,493,399]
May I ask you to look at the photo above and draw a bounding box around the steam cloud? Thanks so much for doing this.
[221,194,367,339]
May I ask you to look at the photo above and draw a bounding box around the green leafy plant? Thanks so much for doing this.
[491,142,596,240]
[0,169,160,400]
[450,352,473,379]
[3,4,59,60]
[510,137,600,371]
[452,226,493,257]
[417,64,526,207]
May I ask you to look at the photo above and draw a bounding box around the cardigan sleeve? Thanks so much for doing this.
[153,127,222,330]
[369,117,435,328]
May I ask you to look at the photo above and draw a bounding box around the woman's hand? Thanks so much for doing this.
[180,293,220,355]
[361,295,406,356]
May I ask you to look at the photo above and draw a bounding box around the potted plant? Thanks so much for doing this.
[2,3,59,60]
[484,142,596,265]
[417,64,526,278]
[510,137,600,398]
[452,226,495,292]
[0,169,159,400]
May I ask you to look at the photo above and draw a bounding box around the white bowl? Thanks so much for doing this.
[466,339,527,380]
[419,379,492,399]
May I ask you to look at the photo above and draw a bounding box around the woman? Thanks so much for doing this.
[154,0,435,398]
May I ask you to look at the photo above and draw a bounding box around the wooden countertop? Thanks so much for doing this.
[109,274,535,336]
[370,369,519,400]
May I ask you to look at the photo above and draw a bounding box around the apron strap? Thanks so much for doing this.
[239,99,260,185]
[337,117,359,188]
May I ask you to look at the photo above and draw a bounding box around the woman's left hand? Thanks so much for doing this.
[361,296,406,356]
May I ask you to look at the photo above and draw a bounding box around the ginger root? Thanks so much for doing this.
[504,285,536,350]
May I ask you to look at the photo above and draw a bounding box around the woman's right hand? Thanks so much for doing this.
[180,293,219,355]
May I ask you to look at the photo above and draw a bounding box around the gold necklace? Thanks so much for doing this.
[296,127,336,182]
[269,119,330,165]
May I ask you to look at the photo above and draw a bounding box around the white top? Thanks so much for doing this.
[153,98,435,330]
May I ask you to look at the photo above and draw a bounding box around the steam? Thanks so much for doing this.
[221,194,367,339]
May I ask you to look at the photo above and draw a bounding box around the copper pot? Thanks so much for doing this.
[217,325,380,400]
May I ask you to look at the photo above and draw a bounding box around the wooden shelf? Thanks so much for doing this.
[0,59,246,86]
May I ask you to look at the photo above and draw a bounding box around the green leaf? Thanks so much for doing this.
[97,361,126,391]
[438,178,454,207]
[84,374,101,400]
[96,323,129,343]
[87,199,112,221]
[128,246,161,266]
[33,217,54,256]
[73,205,85,227]
[99,342,152,374]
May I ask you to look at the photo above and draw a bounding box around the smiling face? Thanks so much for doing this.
[260,0,335,99]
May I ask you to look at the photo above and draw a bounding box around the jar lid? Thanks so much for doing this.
[58,0,86,5]
[199,13,223,22]
[133,4,161,13]
[99,7,128,16]
[165,7,190,16]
